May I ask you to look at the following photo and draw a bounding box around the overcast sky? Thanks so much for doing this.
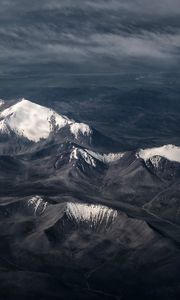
[0,0,180,76]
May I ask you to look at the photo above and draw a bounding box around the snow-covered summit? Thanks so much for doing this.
[0,98,92,142]
[138,145,180,164]
[68,145,124,168]
[66,202,118,229]
[26,198,118,230]
[69,146,97,167]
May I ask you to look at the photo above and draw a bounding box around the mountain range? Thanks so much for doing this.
[0,98,180,300]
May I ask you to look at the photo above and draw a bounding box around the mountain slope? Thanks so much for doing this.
[0,195,180,300]
[0,98,92,142]
[0,97,180,299]
[138,144,180,164]
[0,97,180,205]
[0,98,121,154]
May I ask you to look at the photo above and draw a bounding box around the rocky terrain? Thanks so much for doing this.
[0,98,180,300]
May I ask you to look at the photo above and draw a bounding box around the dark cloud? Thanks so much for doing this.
[0,0,180,75]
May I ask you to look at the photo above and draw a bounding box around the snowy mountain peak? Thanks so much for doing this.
[138,145,180,164]
[70,146,97,167]
[0,98,92,143]
[68,144,125,169]
[66,202,118,230]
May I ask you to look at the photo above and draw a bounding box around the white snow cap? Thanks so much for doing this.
[0,98,92,142]
[138,145,180,163]
[66,202,118,228]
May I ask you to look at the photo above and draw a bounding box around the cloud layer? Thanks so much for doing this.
[0,0,180,75]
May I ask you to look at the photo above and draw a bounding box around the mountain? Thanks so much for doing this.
[1,194,180,300]
[138,144,180,164]
[0,98,180,299]
[0,98,121,154]
[0,113,179,205]
[143,181,180,225]
[0,98,92,143]
[0,101,180,198]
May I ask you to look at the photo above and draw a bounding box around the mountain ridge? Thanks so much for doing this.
[0,98,180,300]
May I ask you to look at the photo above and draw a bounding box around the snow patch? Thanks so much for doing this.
[138,145,180,164]
[70,122,92,139]
[70,146,96,167]
[69,146,124,167]
[70,147,79,161]
[28,195,47,216]
[66,202,118,229]
[79,149,96,167]
[0,119,10,134]
[86,149,124,163]
[149,155,162,168]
